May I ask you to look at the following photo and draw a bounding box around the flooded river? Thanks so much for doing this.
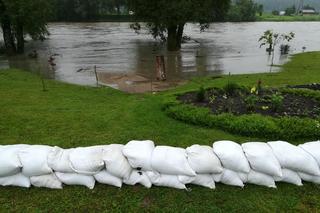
[1,22,320,92]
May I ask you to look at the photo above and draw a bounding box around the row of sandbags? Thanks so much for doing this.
[0,140,320,190]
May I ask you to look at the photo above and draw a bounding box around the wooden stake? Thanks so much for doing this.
[94,65,99,87]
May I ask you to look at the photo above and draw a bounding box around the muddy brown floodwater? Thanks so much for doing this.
[1,22,320,93]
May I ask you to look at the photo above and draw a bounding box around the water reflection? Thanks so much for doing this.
[1,22,319,92]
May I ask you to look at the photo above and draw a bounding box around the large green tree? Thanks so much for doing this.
[129,0,230,51]
[0,0,51,54]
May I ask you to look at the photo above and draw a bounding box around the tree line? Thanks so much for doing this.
[1,0,261,55]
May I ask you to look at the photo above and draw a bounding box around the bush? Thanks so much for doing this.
[197,86,206,102]
[163,101,320,141]
[270,93,284,112]
[224,82,242,96]
[245,95,259,111]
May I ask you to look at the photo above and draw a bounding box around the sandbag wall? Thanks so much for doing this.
[0,140,320,190]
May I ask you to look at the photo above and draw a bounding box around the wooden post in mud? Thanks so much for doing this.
[156,55,166,81]
[94,65,99,87]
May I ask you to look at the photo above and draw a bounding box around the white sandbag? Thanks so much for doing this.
[123,170,152,188]
[18,145,53,177]
[0,144,29,177]
[122,140,155,171]
[69,146,105,175]
[102,144,132,179]
[242,142,282,177]
[186,145,223,174]
[213,141,250,173]
[179,174,216,189]
[299,141,320,166]
[48,147,74,173]
[238,172,248,183]
[55,172,95,189]
[30,174,63,189]
[94,170,122,188]
[213,169,244,188]
[246,170,276,188]
[146,171,186,190]
[299,172,320,184]
[151,146,196,176]
[274,169,303,186]
[268,141,320,176]
[0,173,31,188]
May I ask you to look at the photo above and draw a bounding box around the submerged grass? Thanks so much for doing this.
[1,52,320,212]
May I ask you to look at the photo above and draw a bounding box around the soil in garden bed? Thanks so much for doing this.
[178,87,320,118]
[288,83,320,91]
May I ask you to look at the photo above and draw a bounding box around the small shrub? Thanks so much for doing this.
[245,95,259,111]
[224,82,241,96]
[270,93,284,112]
[197,86,206,102]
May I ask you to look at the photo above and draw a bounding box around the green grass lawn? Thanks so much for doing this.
[257,14,320,22]
[0,52,320,212]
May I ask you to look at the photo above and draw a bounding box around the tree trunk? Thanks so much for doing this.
[1,20,16,55]
[167,24,185,51]
[16,23,24,54]
[0,0,16,55]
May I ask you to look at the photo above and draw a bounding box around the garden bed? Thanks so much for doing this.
[288,83,320,91]
[178,84,320,118]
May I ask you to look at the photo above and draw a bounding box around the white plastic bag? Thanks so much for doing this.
[299,172,320,184]
[55,172,95,189]
[146,171,186,190]
[69,146,105,175]
[123,170,152,188]
[213,141,250,173]
[186,145,223,174]
[30,174,63,189]
[47,147,74,173]
[299,141,320,166]
[213,169,244,188]
[242,142,282,177]
[246,170,276,188]
[0,173,31,188]
[102,144,132,179]
[18,145,53,177]
[179,174,216,189]
[274,169,303,186]
[0,144,29,177]
[122,140,155,171]
[268,141,320,176]
[94,170,122,188]
[151,146,196,176]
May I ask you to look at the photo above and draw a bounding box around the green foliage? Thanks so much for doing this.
[285,5,296,16]
[259,30,295,64]
[0,0,52,53]
[165,103,320,140]
[281,88,320,102]
[51,0,128,21]
[223,82,241,96]
[257,4,264,16]
[245,95,259,111]
[227,0,258,21]
[269,93,284,112]
[129,0,230,50]
[197,86,206,102]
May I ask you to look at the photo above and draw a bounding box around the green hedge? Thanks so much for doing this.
[163,94,320,141]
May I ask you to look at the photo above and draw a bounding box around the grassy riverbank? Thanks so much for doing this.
[257,14,320,22]
[1,52,320,212]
